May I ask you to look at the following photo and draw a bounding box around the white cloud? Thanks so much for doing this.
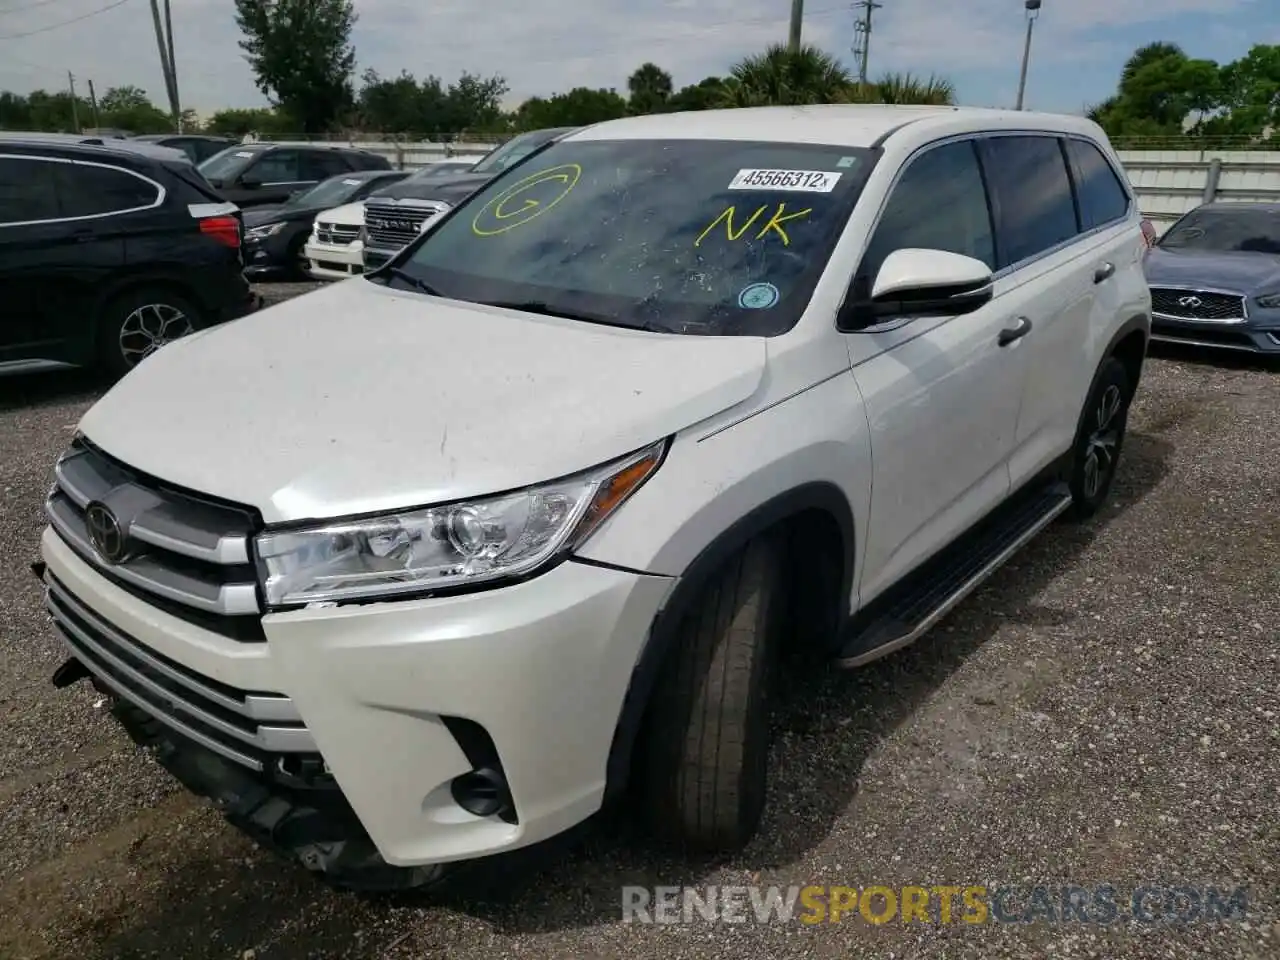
[0,0,1257,117]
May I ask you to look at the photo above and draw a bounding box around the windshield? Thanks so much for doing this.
[286,174,372,208]
[380,138,873,336]
[198,146,263,181]
[406,161,477,181]
[1159,208,1280,254]
[471,130,563,175]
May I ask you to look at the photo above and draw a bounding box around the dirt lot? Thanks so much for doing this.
[0,289,1276,959]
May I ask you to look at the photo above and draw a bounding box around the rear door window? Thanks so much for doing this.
[0,156,61,224]
[1065,138,1131,230]
[249,150,301,183]
[55,162,160,217]
[978,135,1081,268]
[303,151,351,181]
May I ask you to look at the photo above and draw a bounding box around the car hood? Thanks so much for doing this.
[77,280,767,524]
[1144,247,1280,294]
[369,171,492,203]
[315,201,365,226]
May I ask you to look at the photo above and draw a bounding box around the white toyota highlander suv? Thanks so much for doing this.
[38,105,1151,891]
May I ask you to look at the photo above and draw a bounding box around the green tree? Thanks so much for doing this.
[844,72,956,105]
[0,91,33,129]
[627,62,673,115]
[205,106,293,138]
[668,76,727,112]
[720,43,854,107]
[1091,42,1223,138]
[440,72,509,136]
[233,0,357,134]
[514,87,627,129]
[96,86,173,134]
[1213,44,1280,138]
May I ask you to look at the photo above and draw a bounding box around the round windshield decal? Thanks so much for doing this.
[738,282,780,310]
[470,164,582,237]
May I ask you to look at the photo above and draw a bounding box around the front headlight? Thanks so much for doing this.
[244,222,286,240]
[256,439,666,607]
[1255,292,1280,309]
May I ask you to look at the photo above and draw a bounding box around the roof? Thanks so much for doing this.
[0,132,190,163]
[567,104,1104,148]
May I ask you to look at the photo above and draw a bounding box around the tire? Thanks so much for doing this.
[96,286,204,380]
[1066,356,1132,521]
[288,234,311,280]
[641,535,784,853]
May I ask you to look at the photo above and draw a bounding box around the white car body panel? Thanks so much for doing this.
[76,279,767,523]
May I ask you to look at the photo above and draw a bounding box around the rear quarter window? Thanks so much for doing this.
[56,162,160,217]
[1065,138,1131,230]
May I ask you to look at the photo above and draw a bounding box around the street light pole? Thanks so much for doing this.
[1014,0,1041,111]
[788,0,804,53]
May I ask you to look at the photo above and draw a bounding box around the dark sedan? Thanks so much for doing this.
[1144,202,1280,356]
[241,169,411,278]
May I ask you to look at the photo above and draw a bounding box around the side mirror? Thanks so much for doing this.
[866,248,993,320]
[238,175,262,189]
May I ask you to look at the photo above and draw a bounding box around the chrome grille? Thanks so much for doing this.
[315,221,359,245]
[1150,288,1246,322]
[45,438,265,642]
[45,574,314,772]
[363,199,447,249]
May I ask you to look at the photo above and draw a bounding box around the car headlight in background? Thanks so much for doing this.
[244,222,286,241]
[256,439,666,607]
[1255,292,1280,309]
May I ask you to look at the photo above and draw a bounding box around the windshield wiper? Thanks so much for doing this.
[480,299,675,333]
[377,267,444,297]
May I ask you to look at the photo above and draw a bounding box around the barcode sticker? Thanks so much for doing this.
[727,168,842,192]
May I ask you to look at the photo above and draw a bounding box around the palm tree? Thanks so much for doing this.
[720,43,854,107]
[627,62,674,114]
[841,72,957,105]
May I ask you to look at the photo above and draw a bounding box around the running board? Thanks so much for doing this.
[837,481,1073,668]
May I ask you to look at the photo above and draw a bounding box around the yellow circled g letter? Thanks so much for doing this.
[471,163,583,236]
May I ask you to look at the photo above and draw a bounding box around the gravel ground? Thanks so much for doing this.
[0,289,1276,959]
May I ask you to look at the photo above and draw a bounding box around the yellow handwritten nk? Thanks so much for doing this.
[694,203,813,247]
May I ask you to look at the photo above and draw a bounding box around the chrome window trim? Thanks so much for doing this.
[0,152,166,228]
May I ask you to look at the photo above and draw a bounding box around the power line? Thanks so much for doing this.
[0,0,73,17]
[0,0,131,40]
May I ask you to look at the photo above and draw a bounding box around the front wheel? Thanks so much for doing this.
[640,535,784,853]
[1067,356,1132,520]
[96,287,203,380]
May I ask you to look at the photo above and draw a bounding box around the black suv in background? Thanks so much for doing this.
[198,142,393,208]
[0,137,258,380]
[361,127,575,269]
[131,134,239,165]
[241,168,411,278]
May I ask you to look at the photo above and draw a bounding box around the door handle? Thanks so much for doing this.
[998,316,1033,347]
[1094,262,1115,284]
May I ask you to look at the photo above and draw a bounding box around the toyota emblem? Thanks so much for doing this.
[1177,296,1203,308]
[85,502,130,565]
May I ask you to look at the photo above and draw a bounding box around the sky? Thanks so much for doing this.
[0,0,1275,121]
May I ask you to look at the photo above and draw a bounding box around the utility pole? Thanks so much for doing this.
[788,0,803,53]
[1014,0,1041,111]
[852,0,882,85]
[87,78,101,130]
[149,0,181,131]
[67,71,80,133]
[163,0,181,131]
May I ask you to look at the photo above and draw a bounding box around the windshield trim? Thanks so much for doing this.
[366,137,882,338]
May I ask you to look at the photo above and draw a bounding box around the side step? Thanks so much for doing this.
[837,481,1073,668]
